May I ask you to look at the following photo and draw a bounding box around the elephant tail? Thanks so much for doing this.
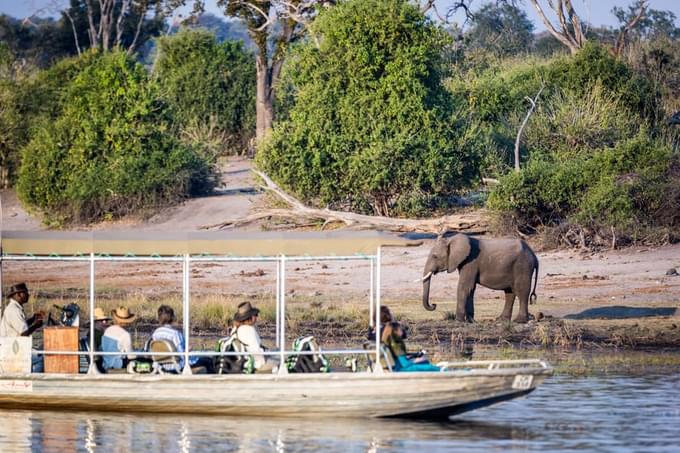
[530,258,539,305]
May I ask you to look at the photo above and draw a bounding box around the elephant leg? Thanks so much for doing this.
[465,286,476,322]
[513,287,531,323]
[498,290,514,321]
[455,282,467,322]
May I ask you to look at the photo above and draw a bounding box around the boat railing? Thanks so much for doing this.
[436,358,550,370]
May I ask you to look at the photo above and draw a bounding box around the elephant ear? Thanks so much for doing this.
[447,234,471,272]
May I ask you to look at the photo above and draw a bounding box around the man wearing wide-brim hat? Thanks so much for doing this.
[101,306,137,371]
[232,301,278,373]
[0,283,45,337]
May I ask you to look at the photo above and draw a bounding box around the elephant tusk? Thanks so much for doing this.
[419,271,433,282]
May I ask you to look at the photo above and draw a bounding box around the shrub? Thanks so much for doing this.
[17,51,214,224]
[258,0,479,217]
[0,78,22,187]
[154,30,255,154]
[489,133,678,240]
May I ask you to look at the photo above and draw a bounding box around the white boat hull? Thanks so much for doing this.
[0,365,552,419]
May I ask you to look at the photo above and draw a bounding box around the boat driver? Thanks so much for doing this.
[0,283,45,337]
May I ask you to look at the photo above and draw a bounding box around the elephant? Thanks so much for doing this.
[421,234,539,323]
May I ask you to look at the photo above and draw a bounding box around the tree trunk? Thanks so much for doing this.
[255,53,274,143]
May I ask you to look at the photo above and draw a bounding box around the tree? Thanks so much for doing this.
[528,0,586,55]
[61,0,167,53]
[466,2,534,57]
[154,29,256,154]
[17,51,214,224]
[258,0,479,217]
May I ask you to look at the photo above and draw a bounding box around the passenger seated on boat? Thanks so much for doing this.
[231,301,278,373]
[367,306,394,341]
[1,283,45,372]
[382,322,440,372]
[101,307,136,371]
[149,305,213,373]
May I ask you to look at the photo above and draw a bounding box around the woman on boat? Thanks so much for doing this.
[382,320,440,372]
[367,306,394,341]
[151,305,200,372]
[231,301,278,373]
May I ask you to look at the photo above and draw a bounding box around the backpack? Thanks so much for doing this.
[285,336,330,373]
[215,332,255,374]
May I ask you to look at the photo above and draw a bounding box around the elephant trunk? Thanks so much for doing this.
[422,273,437,311]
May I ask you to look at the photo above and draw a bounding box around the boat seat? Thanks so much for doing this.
[147,339,182,374]
[363,342,395,372]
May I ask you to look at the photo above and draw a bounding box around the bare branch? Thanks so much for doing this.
[514,84,545,172]
[614,0,647,57]
[63,9,82,56]
[528,0,583,54]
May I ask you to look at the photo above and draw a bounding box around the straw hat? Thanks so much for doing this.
[93,307,111,321]
[111,306,136,324]
[7,283,29,298]
[233,301,260,322]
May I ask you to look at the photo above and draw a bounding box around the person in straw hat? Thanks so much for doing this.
[0,282,45,337]
[101,306,136,370]
[232,301,278,373]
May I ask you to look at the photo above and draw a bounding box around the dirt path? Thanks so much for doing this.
[1,157,262,231]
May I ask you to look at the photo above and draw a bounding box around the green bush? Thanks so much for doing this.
[154,30,255,154]
[17,51,214,224]
[0,78,22,187]
[489,133,678,238]
[258,0,479,217]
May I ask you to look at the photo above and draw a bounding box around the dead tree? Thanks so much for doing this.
[514,84,544,172]
[202,170,489,233]
[528,0,586,55]
[613,0,647,57]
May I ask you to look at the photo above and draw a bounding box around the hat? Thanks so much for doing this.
[7,283,29,298]
[233,301,260,322]
[93,307,111,321]
[112,306,136,324]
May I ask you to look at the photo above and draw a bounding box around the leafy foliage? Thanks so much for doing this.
[154,29,255,154]
[466,3,534,58]
[17,51,214,224]
[258,0,479,216]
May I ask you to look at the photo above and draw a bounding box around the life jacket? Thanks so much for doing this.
[215,332,255,374]
[285,336,330,373]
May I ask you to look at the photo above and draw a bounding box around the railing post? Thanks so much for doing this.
[87,252,98,374]
[276,259,281,348]
[182,253,192,375]
[373,247,382,374]
[278,254,288,374]
[369,257,374,328]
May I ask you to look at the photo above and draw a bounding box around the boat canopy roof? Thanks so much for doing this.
[0,230,421,257]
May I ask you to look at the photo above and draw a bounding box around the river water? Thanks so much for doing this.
[0,373,678,452]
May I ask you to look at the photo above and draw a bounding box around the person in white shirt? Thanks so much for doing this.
[0,283,44,337]
[232,301,278,373]
[102,306,136,370]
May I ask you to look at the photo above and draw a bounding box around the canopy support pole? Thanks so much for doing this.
[373,246,383,374]
[182,253,192,375]
[87,252,98,374]
[369,257,374,328]
[278,254,288,374]
[276,260,281,348]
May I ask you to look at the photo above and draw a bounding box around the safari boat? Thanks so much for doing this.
[0,230,552,419]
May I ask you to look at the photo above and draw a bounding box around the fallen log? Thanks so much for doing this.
[201,170,490,233]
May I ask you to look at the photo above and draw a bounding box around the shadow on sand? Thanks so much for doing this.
[564,306,677,320]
